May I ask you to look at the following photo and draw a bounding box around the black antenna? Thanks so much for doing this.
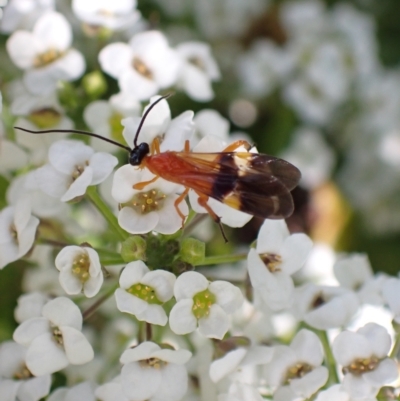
[134,93,173,147]
[15,93,174,151]
[14,127,132,152]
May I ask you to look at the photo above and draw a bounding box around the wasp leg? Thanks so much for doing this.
[133,175,159,190]
[150,138,161,154]
[174,187,190,227]
[195,192,228,243]
[184,140,190,152]
[222,140,252,153]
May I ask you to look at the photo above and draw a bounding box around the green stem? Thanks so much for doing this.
[86,186,128,242]
[197,253,247,266]
[316,329,339,384]
[390,331,400,358]
[82,283,119,320]
[101,257,125,265]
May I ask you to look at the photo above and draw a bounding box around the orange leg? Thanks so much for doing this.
[174,187,190,227]
[150,138,161,154]
[195,191,228,242]
[184,140,190,152]
[222,140,252,152]
[133,175,159,190]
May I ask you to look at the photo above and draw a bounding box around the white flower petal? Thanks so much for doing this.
[281,233,313,275]
[120,342,161,364]
[60,326,94,365]
[89,152,118,185]
[332,331,371,366]
[26,332,69,376]
[60,167,93,201]
[256,220,289,254]
[290,366,328,398]
[141,270,176,302]
[357,323,392,358]
[119,261,149,288]
[59,269,83,295]
[209,281,243,314]
[17,374,51,401]
[36,165,70,199]
[0,379,20,401]
[83,273,103,298]
[118,206,159,234]
[115,288,148,315]
[152,363,188,401]
[198,304,229,339]
[121,361,161,400]
[6,31,39,69]
[13,317,50,347]
[209,348,247,383]
[364,358,398,386]
[99,42,133,79]
[151,348,192,364]
[174,271,209,300]
[180,64,214,102]
[169,299,197,335]
[290,329,324,367]
[41,297,82,330]
[136,304,167,326]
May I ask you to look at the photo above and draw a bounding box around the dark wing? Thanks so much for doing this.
[173,151,301,219]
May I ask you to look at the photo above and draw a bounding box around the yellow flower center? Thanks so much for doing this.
[71,161,89,181]
[52,327,63,345]
[344,356,380,375]
[140,357,167,369]
[127,283,162,304]
[33,48,64,68]
[28,107,62,129]
[13,364,33,380]
[285,362,313,382]
[260,253,282,272]
[125,189,167,215]
[132,57,153,80]
[192,288,216,320]
[188,56,205,71]
[72,252,91,283]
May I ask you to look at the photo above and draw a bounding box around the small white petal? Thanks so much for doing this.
[121,361,161,400]
[17,374,51,401]
[136,304,168,326]
[115,288,148,315]
[357,323,392,358]
[120,342,160,364]
[290,366,329,398]
[119,261,149,288]
[152,363,188,401]
[290,329,324,367]
[256,220,289,254]
[99,42,133,79]
[60,167,93,201]
[13,317,50,347]
[151,348,192,364]
[363,358,398,386]
[83,273,103,298]
[209,281,243,314]
[59,269,83,295]
[332,332,371,366]
[209,348,247,383]
[118,207,159,234]
[141,270,176,302]
[26,332,69,376]
[169,299,197,335]
[174,271,209,300]
[6,31,39,69]
[41,297,82,330]
[60,326,94,365]
[198,304,229,339]
[89,152,118,185]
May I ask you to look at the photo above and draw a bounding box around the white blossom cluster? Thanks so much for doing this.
[0,1,400,401]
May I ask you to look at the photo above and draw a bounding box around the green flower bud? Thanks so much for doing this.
[179,238,205,265]
[121,236,146,262]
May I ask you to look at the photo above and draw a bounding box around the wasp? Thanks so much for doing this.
[15,94,301,239]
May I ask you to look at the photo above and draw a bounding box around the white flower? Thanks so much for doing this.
[188,135,254,228]
[95,377,128,401]
[292,283,360,330]
[115,260,176,325]
[237,39,294,98]
[264,329,328,399]
[35,139,118,202]
[13,297,94,376]
[99,31,182,100]
[84,92,141,152]
[6,12,85,95]
[314,384,359,401]
[55,245,104,298]
[193,109,230,145]
[218,383,265,401]
[169,271,243,339]
[47,381,97,401]
[7,172,68,219]
[176,41,220,102]
[209,344,273,384]
[14,292,49,323]
[112,165,188,235]
[122,95,194,152]
[332,323,398,399]
[72,0,140,30]
[0,341,51,401]
[0,198,39,269]
[120,341,191,401]
[0,0,55,34]
[248,219,313,311]
[382,277,400,324]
